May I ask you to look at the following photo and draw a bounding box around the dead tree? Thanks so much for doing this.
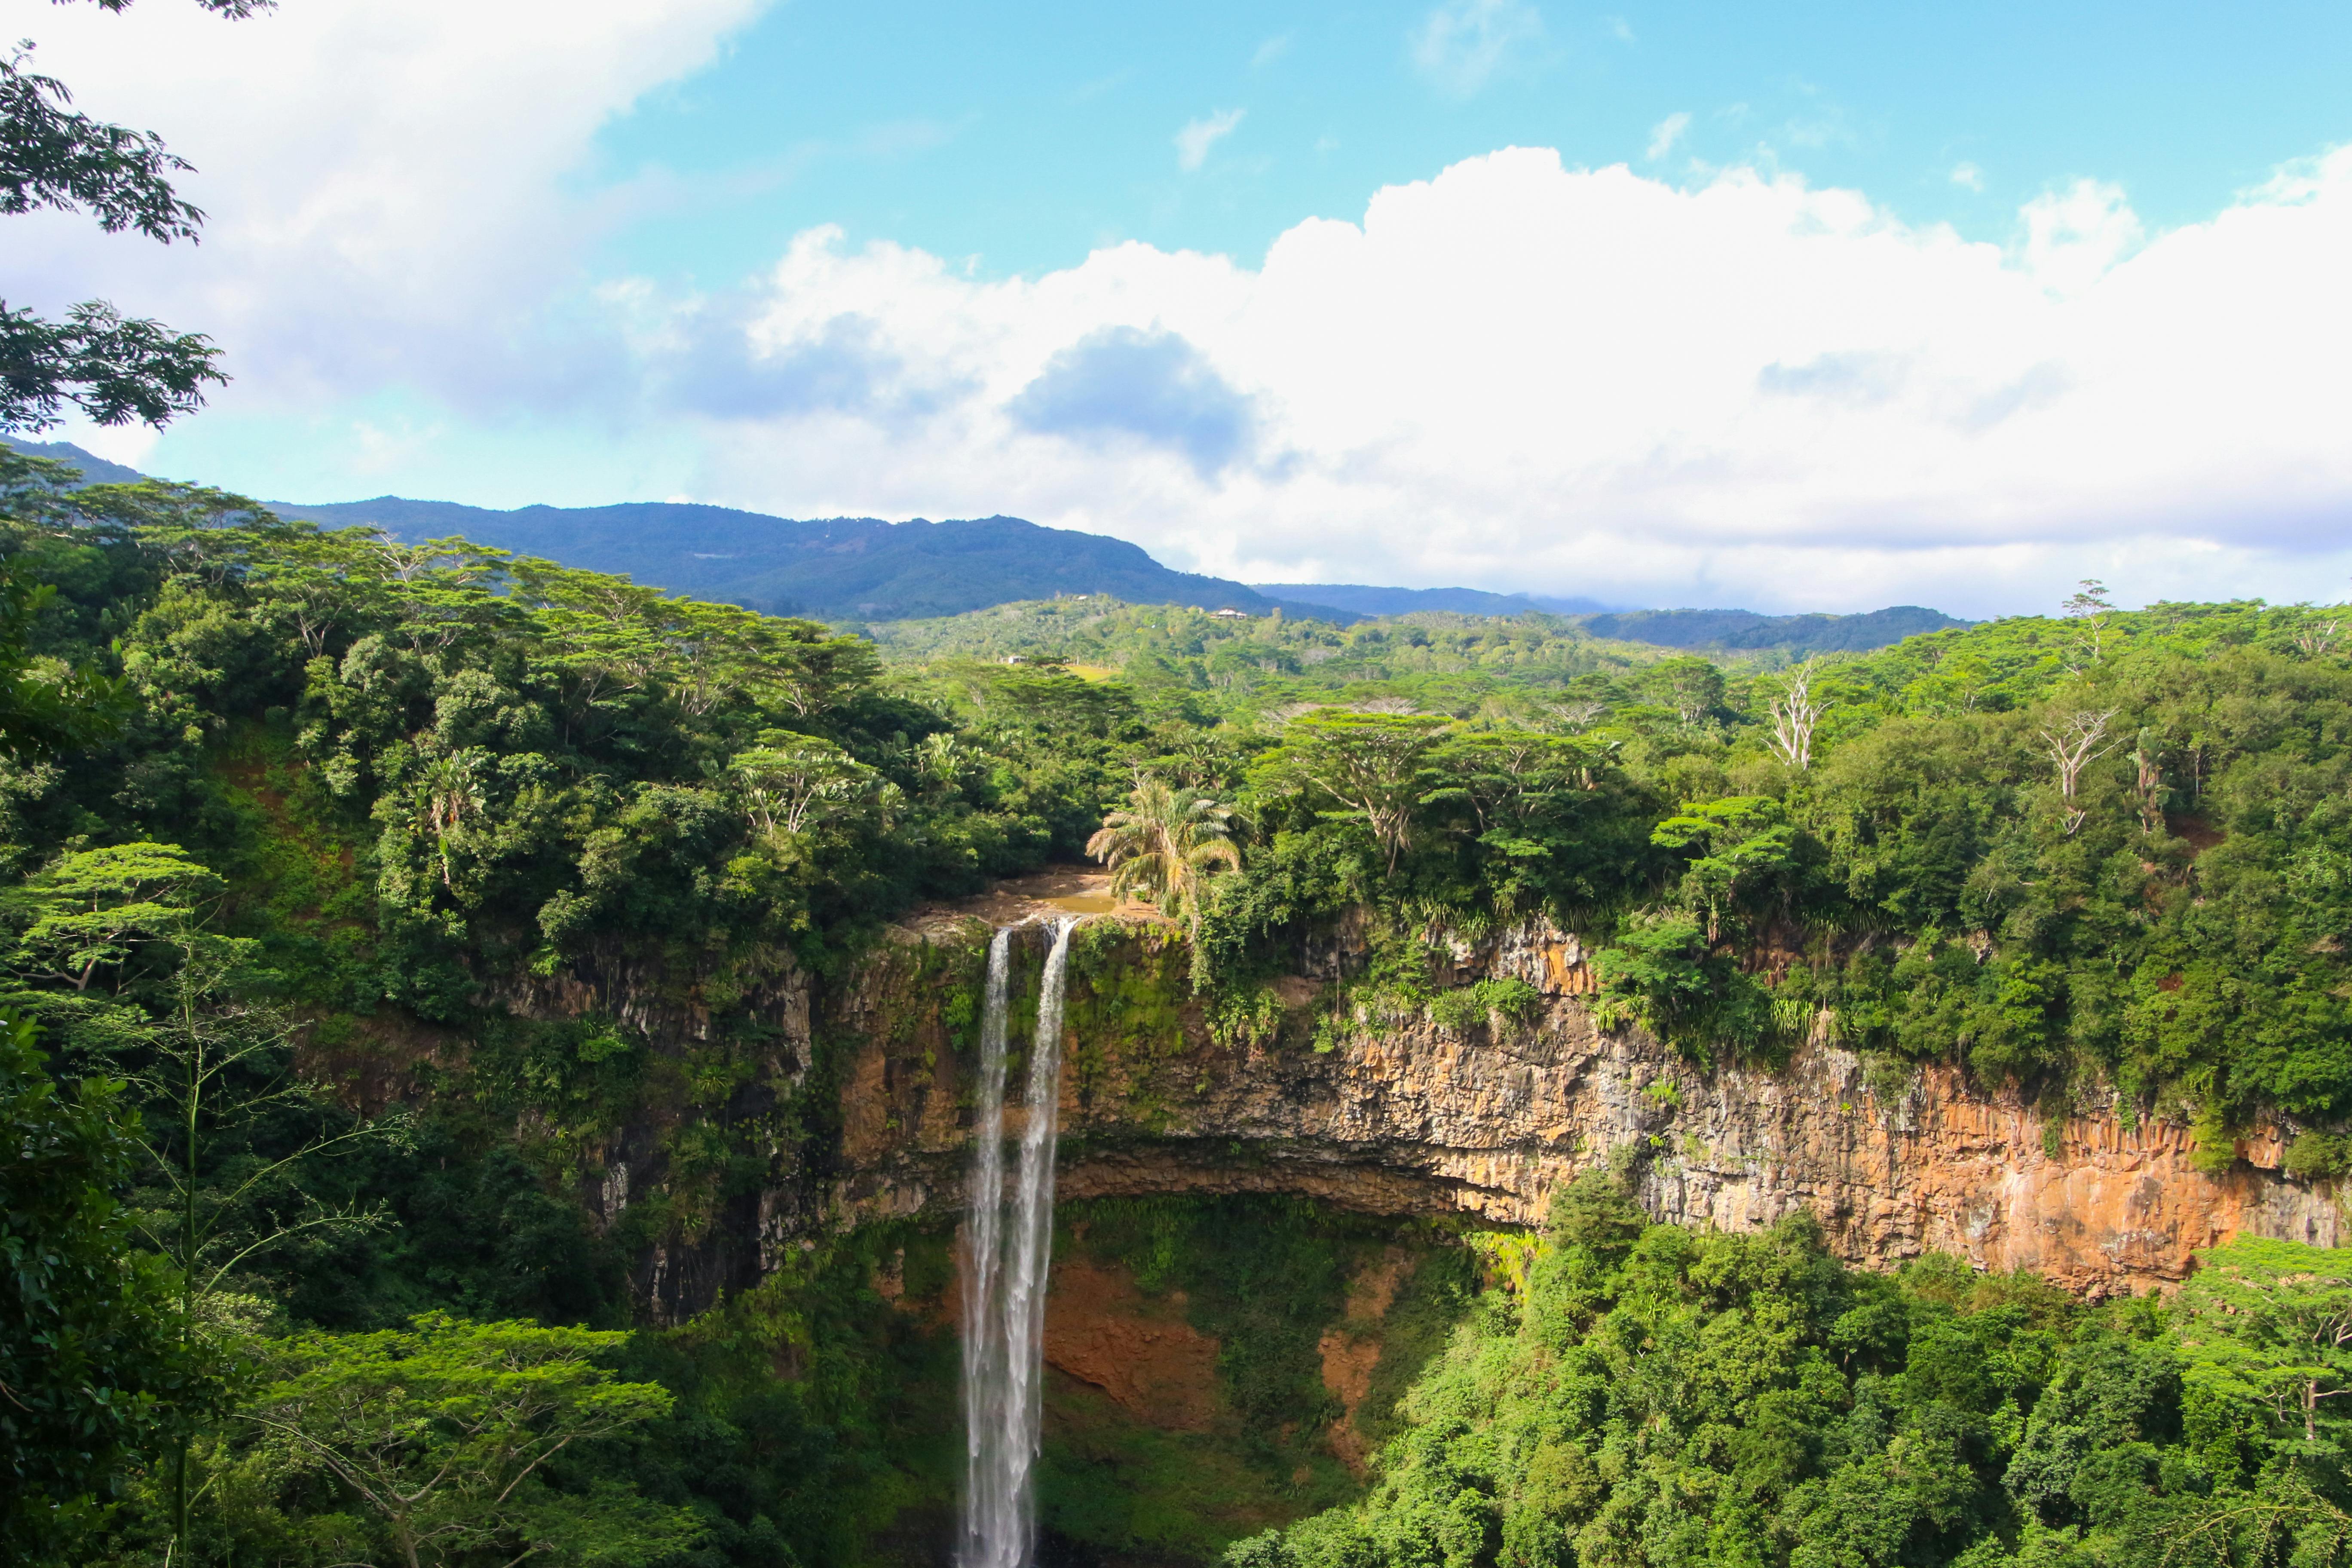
[2062,579,2114,668]
[1766,663,1824,771]
[1545,699,1606,732]
[2040,708,2120,835]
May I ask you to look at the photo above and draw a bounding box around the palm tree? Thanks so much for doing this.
[1085,777,1241,944]
[413,749,487,887]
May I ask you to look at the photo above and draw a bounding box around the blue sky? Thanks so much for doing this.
[590,0,2352,284]
[18,0,2352,615]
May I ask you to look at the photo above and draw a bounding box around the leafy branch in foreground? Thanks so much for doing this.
[0,1011,213,1565]
[0,299,224,431]
[4,840,401,1553]
[1,0,267,432]
[0,42,200,239]
[243,1314,697,1568]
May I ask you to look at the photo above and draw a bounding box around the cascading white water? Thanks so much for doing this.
[959,928,1016,1566]
[960,918,1078,1568]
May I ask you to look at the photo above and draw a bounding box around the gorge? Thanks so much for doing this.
[527,896,2352,1561]
[14,450,2352,1565]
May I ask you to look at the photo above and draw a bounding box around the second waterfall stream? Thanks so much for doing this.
[959,918,1078,1568]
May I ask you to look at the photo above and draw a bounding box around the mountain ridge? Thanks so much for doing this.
[269,494,1295,624]
[3,439,1968,649]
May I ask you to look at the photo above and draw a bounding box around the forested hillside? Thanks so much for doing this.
[9,440,2352,1566]
[860,595,1967,701]
[1574,603,1967,652]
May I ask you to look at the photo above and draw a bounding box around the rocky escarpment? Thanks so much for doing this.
[830,918,2341,1297]
[482,945,818,1323]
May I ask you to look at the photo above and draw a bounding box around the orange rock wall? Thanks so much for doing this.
[829,919,2340,1297]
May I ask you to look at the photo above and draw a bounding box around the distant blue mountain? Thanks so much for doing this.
[4,438,146,485]
[3,440,1964,652]
[1252,583,1620,618]
[1256,584,1966,650]
[265,493,1294,625]
[1575,605,1968,652]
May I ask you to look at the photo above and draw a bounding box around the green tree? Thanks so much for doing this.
[241,1314,697,1568]
[1589,913,1718,1041]
[1637,654,1727,725]
[1425,730,1591,835]
[1,0,273,432]
[134,988,391,1554]
[0,560,128,755]
[1252,710,1450,872]
[4,841,395,1556]
[410,749,490,888]
[2178,1237,2352,1445]
[5,840,221,992]
[729,734,881,839]
[1650,795,1801,941]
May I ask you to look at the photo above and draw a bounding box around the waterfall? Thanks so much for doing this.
[959,927,1015,1565]
[960,918,1078,1568]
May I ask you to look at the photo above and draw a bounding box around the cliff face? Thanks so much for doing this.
[830,918,2341,1298]
[483,945,818,1324]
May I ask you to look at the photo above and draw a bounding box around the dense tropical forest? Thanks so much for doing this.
[9,439,2352,1566]
[1237,1180,2352,1568]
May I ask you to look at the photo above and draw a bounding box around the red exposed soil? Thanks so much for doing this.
[1318,1248,1413,1473]
[1042,1258,1220,1431]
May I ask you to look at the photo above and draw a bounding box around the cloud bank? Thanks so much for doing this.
[665,147,2352,616]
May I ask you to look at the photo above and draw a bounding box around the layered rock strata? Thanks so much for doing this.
[834,919,2341,1297]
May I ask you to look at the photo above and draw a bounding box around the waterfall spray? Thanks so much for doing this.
[960,918,1078,1568]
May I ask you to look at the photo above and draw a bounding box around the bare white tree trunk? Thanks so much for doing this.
[1546,699,1605,732]
[2040,709,2119,835]
[1767,663,1823,771]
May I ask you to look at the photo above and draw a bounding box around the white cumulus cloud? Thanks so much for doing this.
[1175,108,1247,172]
[21,5,2352,618]
[2021,178,2147,296]
[11,0,769,427]
[662,145,2352,616]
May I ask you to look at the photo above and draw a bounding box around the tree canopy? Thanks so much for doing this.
[1234,1182,2352,1568]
